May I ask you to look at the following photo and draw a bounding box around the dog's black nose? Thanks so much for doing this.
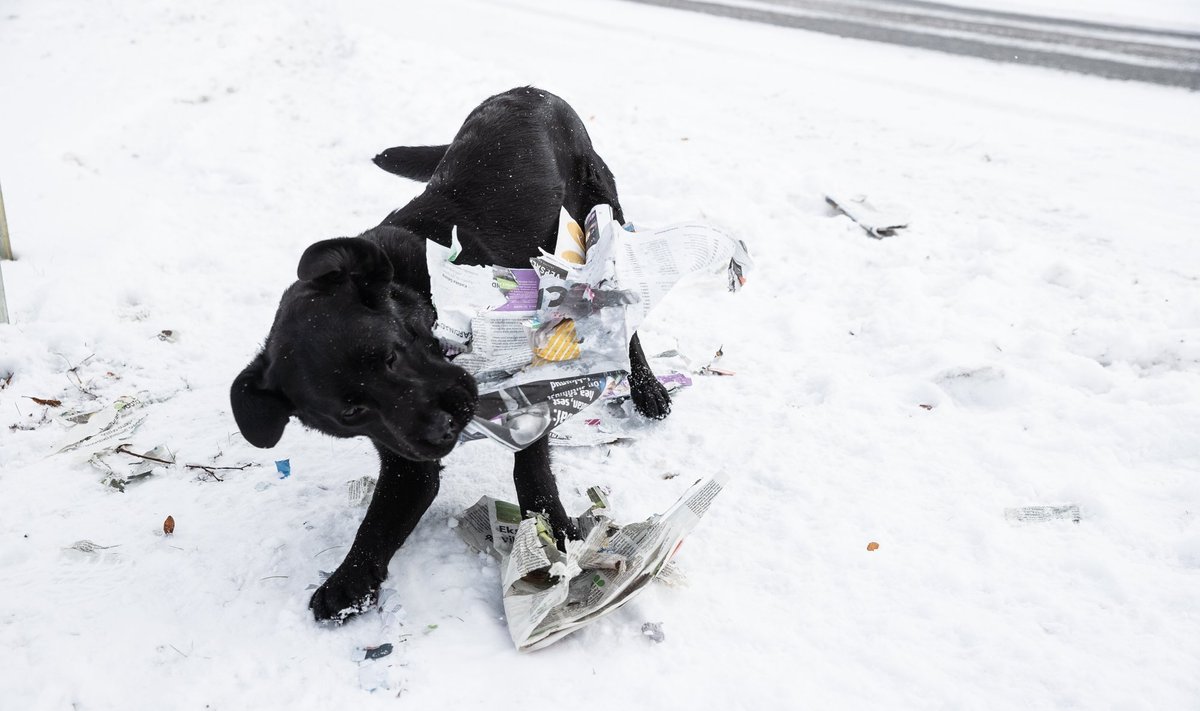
[438,371,479,419]
[422,410,458,446]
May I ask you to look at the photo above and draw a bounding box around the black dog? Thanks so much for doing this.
[231,87,671,622]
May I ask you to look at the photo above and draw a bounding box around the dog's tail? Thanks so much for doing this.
[372,145,449,182]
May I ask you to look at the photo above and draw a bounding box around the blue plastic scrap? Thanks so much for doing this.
[275,459,291,479]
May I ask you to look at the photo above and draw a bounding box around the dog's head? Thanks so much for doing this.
[230,233,477,461]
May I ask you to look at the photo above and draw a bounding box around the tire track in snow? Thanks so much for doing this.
[619,0,1200,89]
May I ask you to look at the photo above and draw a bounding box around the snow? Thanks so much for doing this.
[2,0,1199,707]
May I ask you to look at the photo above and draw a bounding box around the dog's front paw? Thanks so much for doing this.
[631,375,672,420]
[309,563,384,624]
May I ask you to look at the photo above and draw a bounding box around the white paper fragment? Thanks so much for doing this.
[641,622,665,643]
[826,192,910,238]
[64,540,118,553]
[347,476,377,507]
[52,397,147,456]
[357,588,407,693]
[1005,505,1081,523]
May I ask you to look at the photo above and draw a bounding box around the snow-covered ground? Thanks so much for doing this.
[2,0,1199,708]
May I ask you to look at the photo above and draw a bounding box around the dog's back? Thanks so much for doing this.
[377,87,622,268]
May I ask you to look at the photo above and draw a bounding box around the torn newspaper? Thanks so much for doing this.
[455,472,728,651]
[427,205,750,451]
[825,192,909,238]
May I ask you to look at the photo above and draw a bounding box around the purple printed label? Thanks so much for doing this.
[657,373,693,388]
[494,268,541,312]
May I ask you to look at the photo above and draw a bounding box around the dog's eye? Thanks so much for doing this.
[340,405,368,423]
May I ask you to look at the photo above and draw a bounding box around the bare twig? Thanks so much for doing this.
[184,462,253,482]
[114,444,176,465]
[54,352,97,395]
[192,468,223,482]
[185,463,252,472]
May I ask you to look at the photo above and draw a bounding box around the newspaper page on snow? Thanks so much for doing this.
[454,472,728,651]
[426,204,750,451]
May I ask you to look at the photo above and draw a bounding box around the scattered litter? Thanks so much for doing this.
[357,588,408,693]
[653,561,688,587]
[662,472,679,480]
[918,404,934,410]
[25,396,62,407]
[867,541,880,551]
[93,444,174,491]
[163,515,175,535]
[825,192,910,238]
[64,540,118,553]
[424,624,438,635]
[9,409,52,432]
[275,459,291,479]
[347,476,377,507]
[157,329,178,343]
[1005,505,1081,524]
[641,622,665,643]
[456,472,728,651]
[52,396,147,456]
[656,373,693,389]
[697,345,735,377]
[377,587,405,638]
[0,372,12,389]
[362,644,393,661]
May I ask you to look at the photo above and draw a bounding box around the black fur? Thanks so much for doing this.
[231,87,670,623]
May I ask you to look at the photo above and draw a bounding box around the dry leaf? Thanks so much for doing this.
[163,515,175,535]
[26,396,63,407]
[867,541,879,551]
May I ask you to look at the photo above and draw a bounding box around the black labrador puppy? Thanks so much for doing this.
[231,87,671,622]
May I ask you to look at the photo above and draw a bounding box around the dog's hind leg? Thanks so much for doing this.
[309,445,441,622]
[512,437,578,544]
[373,145,450,182]
[571,157,673,420]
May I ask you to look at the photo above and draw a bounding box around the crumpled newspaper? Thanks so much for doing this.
[455,473,728,651]
[427,204,750,451]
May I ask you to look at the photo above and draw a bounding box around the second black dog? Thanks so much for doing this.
[231,87,671,622]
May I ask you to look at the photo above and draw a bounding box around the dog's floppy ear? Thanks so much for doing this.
[297,237,394,306]
[230,352,293,448]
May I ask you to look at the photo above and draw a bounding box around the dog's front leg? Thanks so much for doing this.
[513,436,578,545]
[629,332,671,420]
[309,444,440,623]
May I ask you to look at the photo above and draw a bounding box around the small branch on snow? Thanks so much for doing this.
[184,463,253,482]
[114,444,176,466]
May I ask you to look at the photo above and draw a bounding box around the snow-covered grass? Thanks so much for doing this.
[2,0,1199,707]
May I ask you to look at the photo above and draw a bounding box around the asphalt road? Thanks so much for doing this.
[623,0,1200,89]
